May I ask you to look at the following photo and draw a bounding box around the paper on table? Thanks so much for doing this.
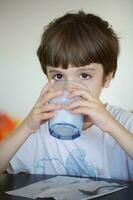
[6,176,128,200]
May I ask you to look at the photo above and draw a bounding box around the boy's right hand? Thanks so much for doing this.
[22,80,63,134]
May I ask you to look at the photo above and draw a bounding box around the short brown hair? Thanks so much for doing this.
[37,10,119,77]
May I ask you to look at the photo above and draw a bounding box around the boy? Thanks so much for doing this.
[0,11,133,180]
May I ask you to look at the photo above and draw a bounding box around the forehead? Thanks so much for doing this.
[47,63,102,73]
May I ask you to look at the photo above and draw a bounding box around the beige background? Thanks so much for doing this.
[0,0,133,118]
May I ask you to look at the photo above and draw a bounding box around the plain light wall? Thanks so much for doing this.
[0,0,133,118]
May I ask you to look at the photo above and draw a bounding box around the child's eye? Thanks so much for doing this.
[80,73,91,80]
[53,73,63,80]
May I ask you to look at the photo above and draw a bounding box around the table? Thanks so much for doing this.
[0,174,133,200]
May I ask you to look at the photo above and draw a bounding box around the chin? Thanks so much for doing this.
[82,122,93,130]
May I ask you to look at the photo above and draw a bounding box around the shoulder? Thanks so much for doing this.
[106,103,133,131]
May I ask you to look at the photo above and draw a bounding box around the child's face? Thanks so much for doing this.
[47,63,112,98]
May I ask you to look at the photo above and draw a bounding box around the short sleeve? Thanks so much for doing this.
[124,112,133,180]
[7,133,38,174]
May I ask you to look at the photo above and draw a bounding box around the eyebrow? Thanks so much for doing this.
[48,67,96,73]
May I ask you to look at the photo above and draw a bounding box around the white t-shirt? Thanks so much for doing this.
[9,104,133,180]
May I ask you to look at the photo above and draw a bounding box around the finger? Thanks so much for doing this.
[38,103,63,113]
[40,79,55,96]
[69,107,91,116]
[65,99,90,110]
[36,80,55,104]
[39,90,64,106]
[68,89,95,102]
[39,111,56,121]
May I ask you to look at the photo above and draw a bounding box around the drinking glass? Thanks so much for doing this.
[48,80,88,140]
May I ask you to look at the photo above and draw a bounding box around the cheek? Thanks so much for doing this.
[88,82,103,98]
[89,88,101,97]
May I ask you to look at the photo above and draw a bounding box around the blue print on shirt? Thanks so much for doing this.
[36,157,65,174]
[65,148,97,177]
[35,149,97,176]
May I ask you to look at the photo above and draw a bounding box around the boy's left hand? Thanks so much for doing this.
[65,89,117,133]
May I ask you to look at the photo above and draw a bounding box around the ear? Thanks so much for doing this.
[103,72,114,88]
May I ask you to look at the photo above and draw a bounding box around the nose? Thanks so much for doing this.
[65,81,81,93]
